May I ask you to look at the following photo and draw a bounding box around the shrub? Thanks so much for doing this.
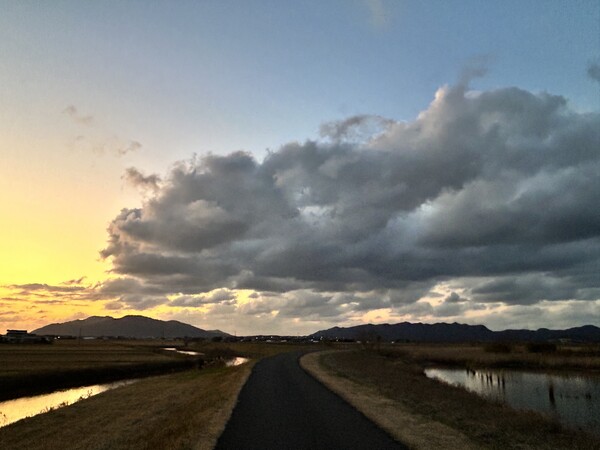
[484,342,513,353]
[526,342,557,353]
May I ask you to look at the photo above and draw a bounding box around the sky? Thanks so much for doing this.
[1,0,599,335]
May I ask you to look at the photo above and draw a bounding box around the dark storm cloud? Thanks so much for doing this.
[444,292,466,303]
[468,273,600,305]
[119,295,166,310]
[63,277,86,285]
[237,290,359,320]
[319,114,395,141]
[6,283,87,293]
[90,279,170,309]
[588,62,600,83]
[101,80,600,311]
[170,289,236,307]
[122,167,161,192]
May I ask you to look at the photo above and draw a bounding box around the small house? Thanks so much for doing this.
[1,329,53,344]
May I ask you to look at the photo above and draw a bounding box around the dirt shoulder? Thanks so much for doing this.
[301,350,600,450]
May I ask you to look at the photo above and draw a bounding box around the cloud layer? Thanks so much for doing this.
[23,79,597,334]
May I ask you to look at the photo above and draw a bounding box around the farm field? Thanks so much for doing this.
[0,339,201,400]
[0,339,179,376]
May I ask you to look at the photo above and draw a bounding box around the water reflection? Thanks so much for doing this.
[0,380,137,428]
[425,367,600,434]
[225,357,249,367]
[163,347,204,356]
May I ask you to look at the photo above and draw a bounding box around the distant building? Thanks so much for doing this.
[1,329,53,344]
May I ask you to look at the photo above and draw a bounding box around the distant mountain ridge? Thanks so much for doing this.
[310,322,600,343]
[32,315,230,339]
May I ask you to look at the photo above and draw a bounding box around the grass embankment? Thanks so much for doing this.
[302,347,600,450]
[0,363,252,450]
[0,340,197,400]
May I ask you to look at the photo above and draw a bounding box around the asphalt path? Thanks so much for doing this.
[215,350,406,450]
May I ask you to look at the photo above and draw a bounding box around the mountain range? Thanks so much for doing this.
[32,315,230,339]
[32,315,600,342]
[310,322,600,343]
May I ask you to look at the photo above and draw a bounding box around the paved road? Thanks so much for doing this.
[216,351,406,450]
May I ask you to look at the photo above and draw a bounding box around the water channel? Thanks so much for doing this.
[0,355,249,428]
[225,357,249,367]
[163,347,204,356]
[425,367,600,434]
[162,348,249,367]
[0,379,137,428]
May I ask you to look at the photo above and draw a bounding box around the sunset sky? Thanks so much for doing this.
[1,1,599,335]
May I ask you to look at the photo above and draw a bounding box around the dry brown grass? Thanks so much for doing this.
[304,349,600,450]
[381,342,600,372]
[0,360,252,449]
[0,340,178,376]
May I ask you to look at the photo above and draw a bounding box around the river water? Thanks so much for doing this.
[163,347,204,356]
[425,367,600,434]
[225,357,249,367]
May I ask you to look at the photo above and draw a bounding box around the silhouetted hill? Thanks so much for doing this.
[32,315,230,339]
[494,325,600,342]
[310,322,600,343]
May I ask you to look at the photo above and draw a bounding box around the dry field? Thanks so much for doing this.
[304,348,600,449]
[0,339,199,400]
[379,342,600,372]
[0,339,179,377]
[0,339,315,378]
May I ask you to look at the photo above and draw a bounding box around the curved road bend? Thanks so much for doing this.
[216,350,406,450]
